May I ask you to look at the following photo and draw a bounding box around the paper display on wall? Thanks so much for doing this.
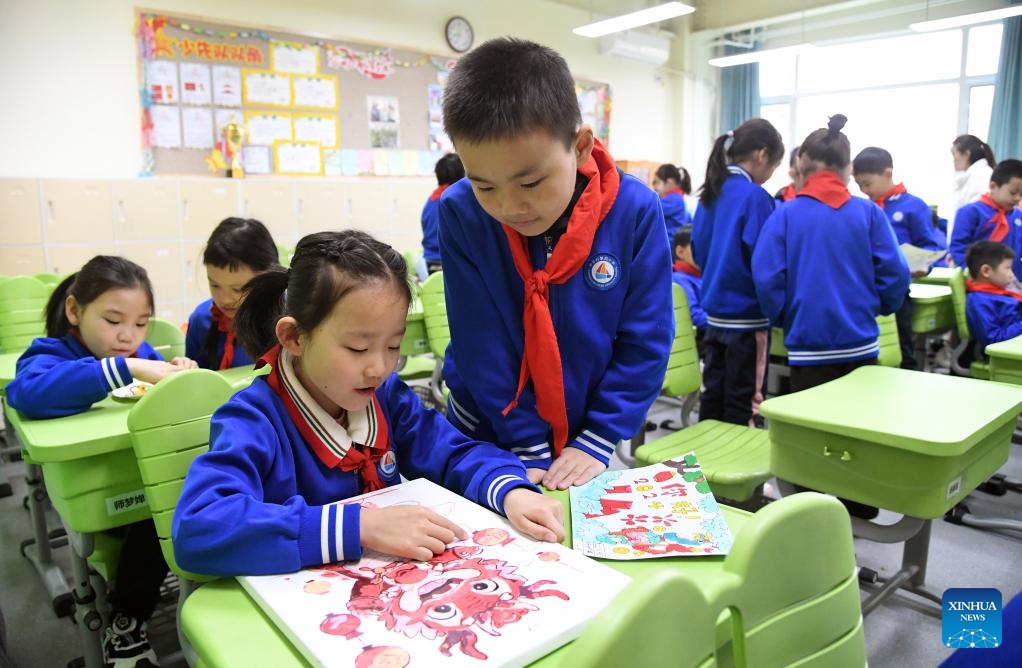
[147,60,179,104]
[274,140,322,175]
[212,65,242,107]
[270,42,319,74]
[293,114,339,148]
[181,107,214,149]
[150,105,182,148]
[368,95,400,149]
[569,454,734,559]
[179,62,212,106]
[243,71,292,106]
[246,112,293,146]
[243,146,272,174]
[239,478,631,668]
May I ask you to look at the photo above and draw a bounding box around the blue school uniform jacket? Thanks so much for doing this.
[691,166,776,330]
[752,196,911,366]
[172,373,536,576]
[965,291,1022,348]
[671,271,707,331]
[6,335,163,418]
[661,191,690,245]
[882,191,946,251]
[949,201,1022,277]
[437,173,673,470]
[420,187,447,265]
[185,299,255,370]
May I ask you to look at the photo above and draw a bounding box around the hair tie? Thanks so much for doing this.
[726,130,735,138]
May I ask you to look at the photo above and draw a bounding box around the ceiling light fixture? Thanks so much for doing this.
[573,2,695,38]
[708,43,818,68]
[910,5,1022,32]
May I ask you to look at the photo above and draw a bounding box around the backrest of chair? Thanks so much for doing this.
[127,369,234,579]
[556,569,717,668]
[420,271,450,359]
[875,314,901,368]
[663,282,702,397]
[723,492,864,667]
[949,267,971,339]
[0,276,49,351]
[33,272,61,287]
[146,317,187,359]
[276,244,293,267]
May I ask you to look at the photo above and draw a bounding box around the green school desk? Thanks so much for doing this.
[180,497,756,668]
[760,365,1022,614]
[909,283,954,334]
[914,266,955,286]
[985,335,1022,386]
[5,364,260,668]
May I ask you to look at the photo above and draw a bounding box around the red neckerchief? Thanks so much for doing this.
[966,279,1022,304]
[798,171,851,209]
[499,138,620,455]
[209,303,236,370]
[978,194,1010,243]
[873,183,908,210]
[673,260,701,277]
[429,184,450,202]
[781,184,797,202]
[662,188,685,198]
[257,345,390,493]
[70,326,138,358]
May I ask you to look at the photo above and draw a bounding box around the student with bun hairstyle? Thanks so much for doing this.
[652,163,692,243]
[691,118,784,427]
[753,115,910,392]
[186,217,280,370]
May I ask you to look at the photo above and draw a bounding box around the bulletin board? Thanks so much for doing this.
[135,12,613,178]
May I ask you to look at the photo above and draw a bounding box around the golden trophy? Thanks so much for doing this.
[222,122,245,179]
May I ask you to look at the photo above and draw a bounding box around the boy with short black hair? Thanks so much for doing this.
[671,225,707,336]
[421,153,465,274]
[950,159,1022,277]
[853,146,947,369]
[964,240,1022,348]
[438,37,673,490]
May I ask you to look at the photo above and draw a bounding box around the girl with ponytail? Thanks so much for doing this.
[691,118,784,427]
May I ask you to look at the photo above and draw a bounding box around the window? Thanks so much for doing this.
[759,25,1002,210]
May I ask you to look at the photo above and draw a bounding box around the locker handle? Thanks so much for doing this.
[46,200,55,225]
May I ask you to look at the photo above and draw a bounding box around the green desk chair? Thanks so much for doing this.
[875,313,902,368]
[634,285,771,503]
[948,267,990,379]
[33,272,62,287]
[420,271,450,411]
[552,569,716,667]
[276,245,293,268]
[145,317,186,360]
[0,276,49,352]
[127,369,233,663]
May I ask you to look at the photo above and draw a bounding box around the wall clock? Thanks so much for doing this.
[445,16,474,53]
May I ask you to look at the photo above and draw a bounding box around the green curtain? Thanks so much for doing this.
[718,42,761,134]
[989,4,1021,161]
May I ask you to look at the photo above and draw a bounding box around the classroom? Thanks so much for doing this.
[1,0,1020,666]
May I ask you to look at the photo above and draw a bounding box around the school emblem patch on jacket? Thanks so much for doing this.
[376,449,399,482]
[585,253,621,290]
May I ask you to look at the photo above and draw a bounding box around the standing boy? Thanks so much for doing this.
[853,146,947,369]
[438,38,673,490]
[421,153,465,274]
[949,159,1022,277]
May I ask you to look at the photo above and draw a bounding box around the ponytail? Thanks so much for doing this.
[233,267,289,361]
[698,118,784,207]
[953,134,997,169]
[799,114,851,174]
[44,273,78,338]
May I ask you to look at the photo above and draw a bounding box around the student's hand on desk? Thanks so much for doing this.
[503,488,565,543]
[542,448,606,490]
[170,356,198,369]
[125,358,185,384]
[526,468,546,485]
[360,506,468,561]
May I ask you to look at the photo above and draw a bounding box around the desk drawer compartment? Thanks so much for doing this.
[42,449,148,532]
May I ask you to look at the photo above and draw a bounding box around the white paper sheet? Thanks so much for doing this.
[181,107,214,149]
[179,62,212,106]
[212,65,242,107]
[150,105,181,148]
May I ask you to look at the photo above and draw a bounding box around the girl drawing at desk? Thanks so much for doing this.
[7,255,197,668]
[173,230,564,578]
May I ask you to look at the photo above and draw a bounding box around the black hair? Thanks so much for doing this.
[852,147,893,176]
[788,146,801,168]
[991,159,1022,186]
[442,37,580,147]
[678,167,692,194]
[799,114,851,174]
[672,225,693,251]
[953,135,997,169]
[45,256,154,338]
[655,164,682,187]
[202,217,280,367]
[698,118,784,207]
[234,230,412,359]
[203,217,279,271]
[966,240,1015,280]
[435,153,465,186]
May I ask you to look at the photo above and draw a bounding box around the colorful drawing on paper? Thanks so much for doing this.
[569,454,734,559]
[239,478,630,667]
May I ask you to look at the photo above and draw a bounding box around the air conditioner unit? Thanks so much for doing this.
[598,29,671,66]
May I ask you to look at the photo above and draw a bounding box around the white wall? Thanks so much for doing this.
[0,0,678,178]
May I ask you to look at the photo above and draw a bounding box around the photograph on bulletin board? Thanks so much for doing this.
[135,13,612,177]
